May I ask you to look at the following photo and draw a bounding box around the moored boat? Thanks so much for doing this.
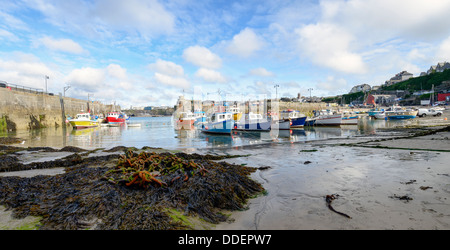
[234,112,271,131]
[106,111,126,124]
[201,112,235,134]
[176,112,196,129]
[313,110,342,126]
[385,106,418,120]
[69,113,99,129]
[341,111,358,125]
[280,109,307,128]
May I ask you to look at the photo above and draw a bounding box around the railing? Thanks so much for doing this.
[0,81,45,95]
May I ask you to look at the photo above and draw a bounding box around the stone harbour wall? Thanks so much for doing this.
[0,87,117,131]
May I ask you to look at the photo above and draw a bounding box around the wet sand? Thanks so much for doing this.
[209,127,450,230]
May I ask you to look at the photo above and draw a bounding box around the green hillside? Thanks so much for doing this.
[381,69,450,91]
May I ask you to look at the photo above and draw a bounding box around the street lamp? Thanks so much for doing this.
[44,75,49,93]
[274,84,280,100]
[308,88,313,102]
[63,85,71,97]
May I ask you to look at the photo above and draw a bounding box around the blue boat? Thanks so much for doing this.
[234,113,271,131]
[193,111,207,124]
[201,112,235,134]
[385,106,418,120]
[280,110,307,128]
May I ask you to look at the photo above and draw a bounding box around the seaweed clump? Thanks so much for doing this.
[0,150,264,230]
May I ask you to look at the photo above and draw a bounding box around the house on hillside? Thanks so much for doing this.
[384,71,413,86]
[427,62,450,74]
[349,83,371,94]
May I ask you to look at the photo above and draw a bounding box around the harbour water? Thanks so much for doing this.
[2,116,413,150]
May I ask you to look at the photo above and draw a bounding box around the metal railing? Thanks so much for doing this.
[0,81,45,94]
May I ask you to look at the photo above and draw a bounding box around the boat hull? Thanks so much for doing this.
[272,119,291,130]
[386,110,418,120]
[234,120,271,131]
[201,120,235,134]
[290,116,307,128]
[314,115,342,126]
[341,116,358,125]
[69,120,98,129]
[106,117,126,124]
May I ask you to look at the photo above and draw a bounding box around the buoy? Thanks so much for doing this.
[445,117,448,121]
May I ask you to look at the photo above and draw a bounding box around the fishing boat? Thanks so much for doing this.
[69,113,99,129]
[234,112,271,131]
[176,112,196,129]
[368,108,384,118]
[280,109,307,128]
[374,112,386,119]
[228,105,243,121]
[193,111,207,125]
[313,110,342,126]
[341,111,359,125]
[385,106,418,120]
[106,111,126,124]
[201,112,235,134]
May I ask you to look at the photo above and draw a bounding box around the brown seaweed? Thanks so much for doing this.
[0,150,264,230]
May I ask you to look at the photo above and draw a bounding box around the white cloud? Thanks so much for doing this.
[95,0,175,38]
[315,76,348,95]
[148,59,184,77]
[149,59,189,89]
[154,72,190,89]
[437,36,450,61]
[0,52,58,91]
[38,36,88,55]
[320,0,450,41]
[226,28,265,58]
[182,46,222,69]
[23,0,175,40]
[107,64,127,79]
[296,23,367,74]
[65,67,106,92]
[248,67,275,77]
[195,68,227,83]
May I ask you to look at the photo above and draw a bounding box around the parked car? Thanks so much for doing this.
[417,108,443,117]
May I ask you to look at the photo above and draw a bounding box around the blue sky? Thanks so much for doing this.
[1,0,450,108]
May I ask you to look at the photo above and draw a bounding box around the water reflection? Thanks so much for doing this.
[2,116,415,150]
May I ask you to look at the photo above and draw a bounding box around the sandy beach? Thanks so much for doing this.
[210,127,450,230]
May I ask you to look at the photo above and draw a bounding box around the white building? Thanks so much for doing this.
[385,71,413,86]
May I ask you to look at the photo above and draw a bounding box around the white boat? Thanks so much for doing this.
[201,112,235,134]
[272,119,291,130]
[176,112,196,129]
[374,112,386,119]
[235,112,271,131]
[341,111,358,125]
[313,110,342,126]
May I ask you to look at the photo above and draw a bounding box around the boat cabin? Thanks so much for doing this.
[76,113,91,120]
[280,110,302,119]
[211,112,233,123]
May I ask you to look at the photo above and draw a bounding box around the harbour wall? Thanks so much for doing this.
[0,87,117,131]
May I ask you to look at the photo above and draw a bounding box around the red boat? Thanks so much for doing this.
[106,112,126,124]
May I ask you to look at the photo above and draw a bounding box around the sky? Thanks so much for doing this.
[1,0,450,108]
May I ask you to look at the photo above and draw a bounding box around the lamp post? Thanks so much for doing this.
[63,85,71,97]
[44,75,49,93]
[274,84,279,101]
[308,88,313,102]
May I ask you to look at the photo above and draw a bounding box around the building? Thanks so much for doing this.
[349,83,371,94]
[384,71,413,86]
[427,62,450,74]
